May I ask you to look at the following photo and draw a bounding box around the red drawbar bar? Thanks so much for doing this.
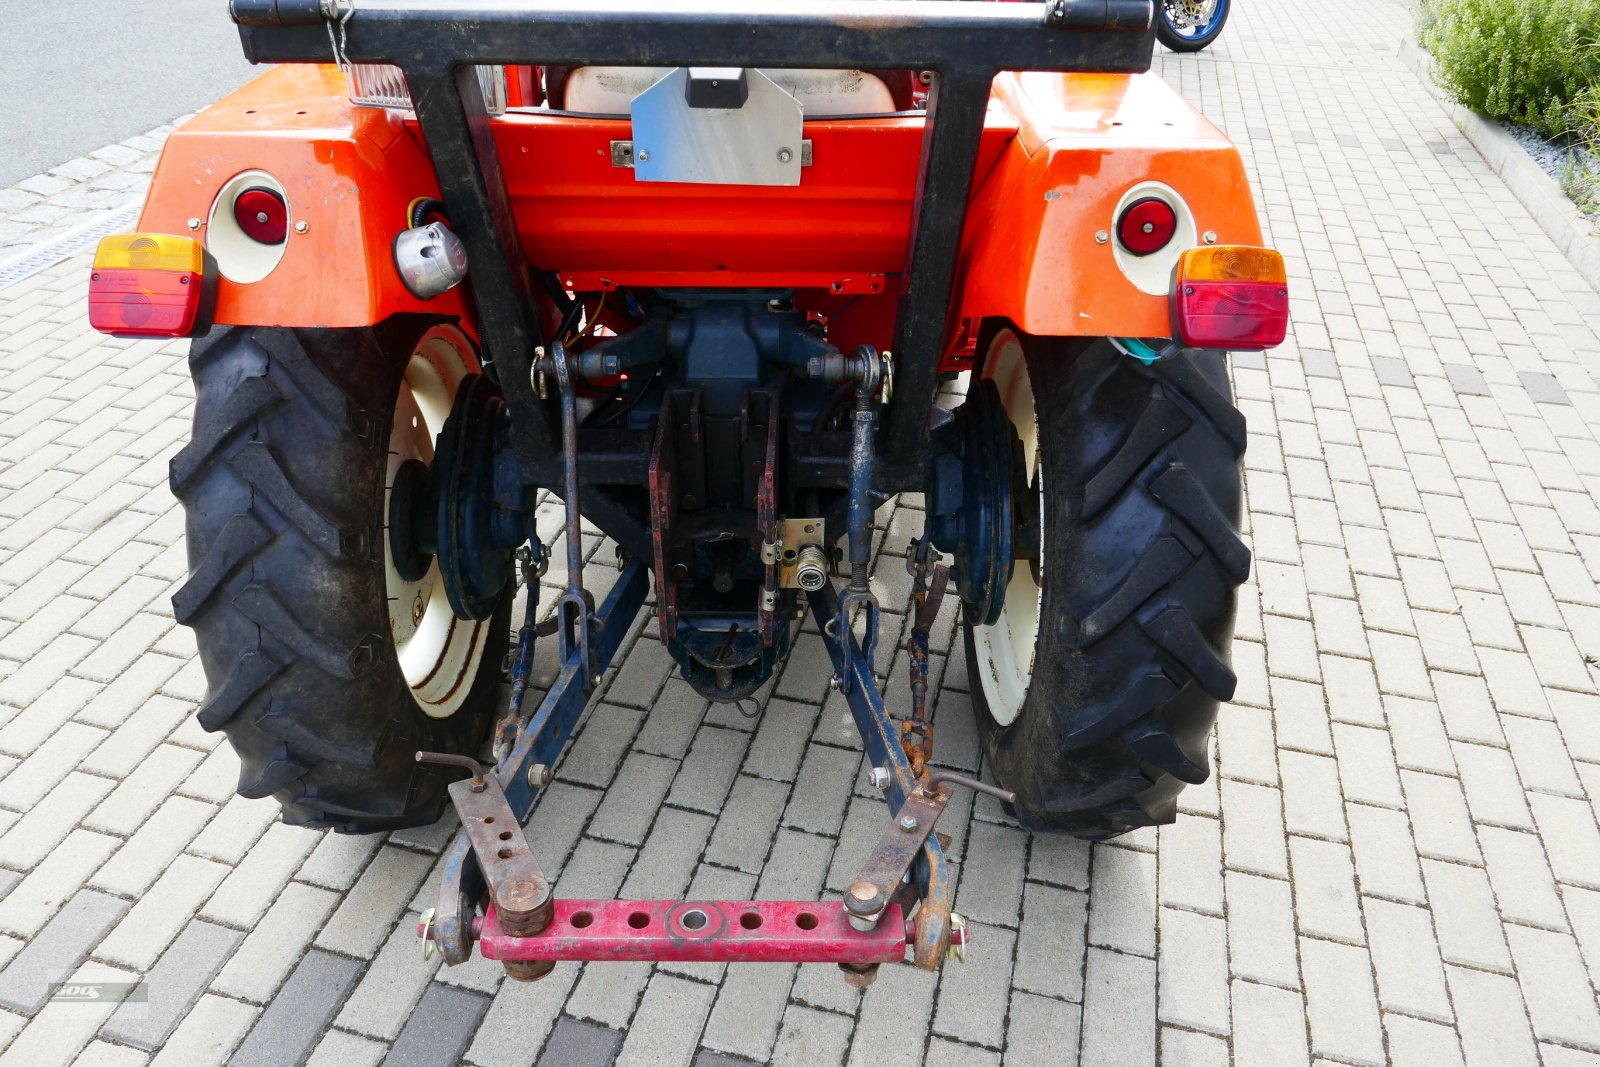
[468,900,911,964]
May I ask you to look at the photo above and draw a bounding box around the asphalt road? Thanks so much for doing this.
[1,0,258,187]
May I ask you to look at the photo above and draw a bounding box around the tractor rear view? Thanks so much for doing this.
[89,0,1286,986]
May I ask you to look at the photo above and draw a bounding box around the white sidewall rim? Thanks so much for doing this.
[971,328,1043,728]
[384,325,491,719]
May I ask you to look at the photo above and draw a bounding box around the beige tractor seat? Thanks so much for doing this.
[559,66,897,116]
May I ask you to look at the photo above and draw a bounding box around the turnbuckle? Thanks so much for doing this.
[832,346,884,693]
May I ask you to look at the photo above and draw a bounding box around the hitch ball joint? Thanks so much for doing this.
[395,221,468,299]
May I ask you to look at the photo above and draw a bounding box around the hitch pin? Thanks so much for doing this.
[415,751,488,793]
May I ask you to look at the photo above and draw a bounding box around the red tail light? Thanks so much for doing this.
[1173,246,1289,350]
[88,234,205,338]
[233,187,288,245]
[1116,197,1178,256]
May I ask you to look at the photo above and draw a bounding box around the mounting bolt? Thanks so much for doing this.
[1203,230,1218,244]
[1094,229,1109,244]
[829,674,842,690]
[777,147,794,164]
[844,880,885,931]
[637,149,650,163]
[185,217,201,231]
[294,220,309,234]
[869,766,890,792]
[527,763,553,789]
[898,814,919,832]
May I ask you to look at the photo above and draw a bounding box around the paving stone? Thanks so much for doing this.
[0,888,128,1013]
[1232,980,1310,1066]
[465,963,578,1067]
[1086,845,1156,956]
[615,973,715,1067]
[334,922,442,1041]
[1002,991,1081,1067]
[148,993,258,1067]
[97,854,229,970]
[700,962,794,1062]
[314,846,433,958]
[303,1030,386,1067]
[1289,836,1364,943]
[537,1016,625,1067]
[773,1005,850,1067]
[1225,871,1299,989]
[0,827,119,937]
[933,922,1014,1048]
[704,775,787,873]
[90,795,215,896]
[1479,826,1566,930]
[230,950,365,1067]
[1503,924,1600,1049]
[100,919,242,1050]
[849,963,937,1067]
[1301,937,1385,1067]
[201,822,319,927]
[1363,898,1451,1022]
[1384,1014,1465,1067]
[1079,947,1156,1067]
[0,960,138,1067]
[384,981,492,1067]
[212,881,341,1003]
[1447,965,1539,1067]
[1156,908,1229,1035]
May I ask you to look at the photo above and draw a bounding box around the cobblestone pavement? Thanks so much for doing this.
[3,0,1600,1063]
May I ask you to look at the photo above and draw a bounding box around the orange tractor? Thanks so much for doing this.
[90,0,1285,981]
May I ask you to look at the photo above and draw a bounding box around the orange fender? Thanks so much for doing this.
[136,65,467,329]
[954,71,1263,341]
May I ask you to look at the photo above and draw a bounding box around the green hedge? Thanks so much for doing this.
[1422,0,1600,139]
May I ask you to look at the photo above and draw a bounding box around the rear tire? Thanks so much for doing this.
[169,319,509,833]
[965,328,1249,839]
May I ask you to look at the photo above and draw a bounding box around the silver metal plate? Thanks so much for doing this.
[611,140,811,169]
[630,68,804,186]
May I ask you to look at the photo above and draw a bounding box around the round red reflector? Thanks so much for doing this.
[1116,197,1178,256]
[234,188,288,245]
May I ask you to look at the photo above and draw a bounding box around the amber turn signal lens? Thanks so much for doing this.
[88,233,204,338]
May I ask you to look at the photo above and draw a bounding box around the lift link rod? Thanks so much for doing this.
[825,346,883,694]
[546,342,600,692]
[901,539,949,777]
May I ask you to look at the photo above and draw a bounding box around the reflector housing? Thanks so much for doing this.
[1116,196,1177,256]
[88,234,204,338]
[1172,245,1288,350]
[234,187,288,245]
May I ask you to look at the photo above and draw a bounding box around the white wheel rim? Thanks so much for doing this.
[970,329,1043,728]
[384,325,492,719]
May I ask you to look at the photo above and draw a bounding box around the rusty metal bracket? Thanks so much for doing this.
[418,752,555,980]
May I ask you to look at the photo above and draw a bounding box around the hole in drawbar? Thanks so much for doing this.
[796,913,819,930]
[571,911,594,929]
[681,909,709,931]
[740,912,763,930]
[628,911,650,929]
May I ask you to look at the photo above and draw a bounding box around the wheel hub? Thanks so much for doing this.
[924,379,1033,626]
[389,372,529,621]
